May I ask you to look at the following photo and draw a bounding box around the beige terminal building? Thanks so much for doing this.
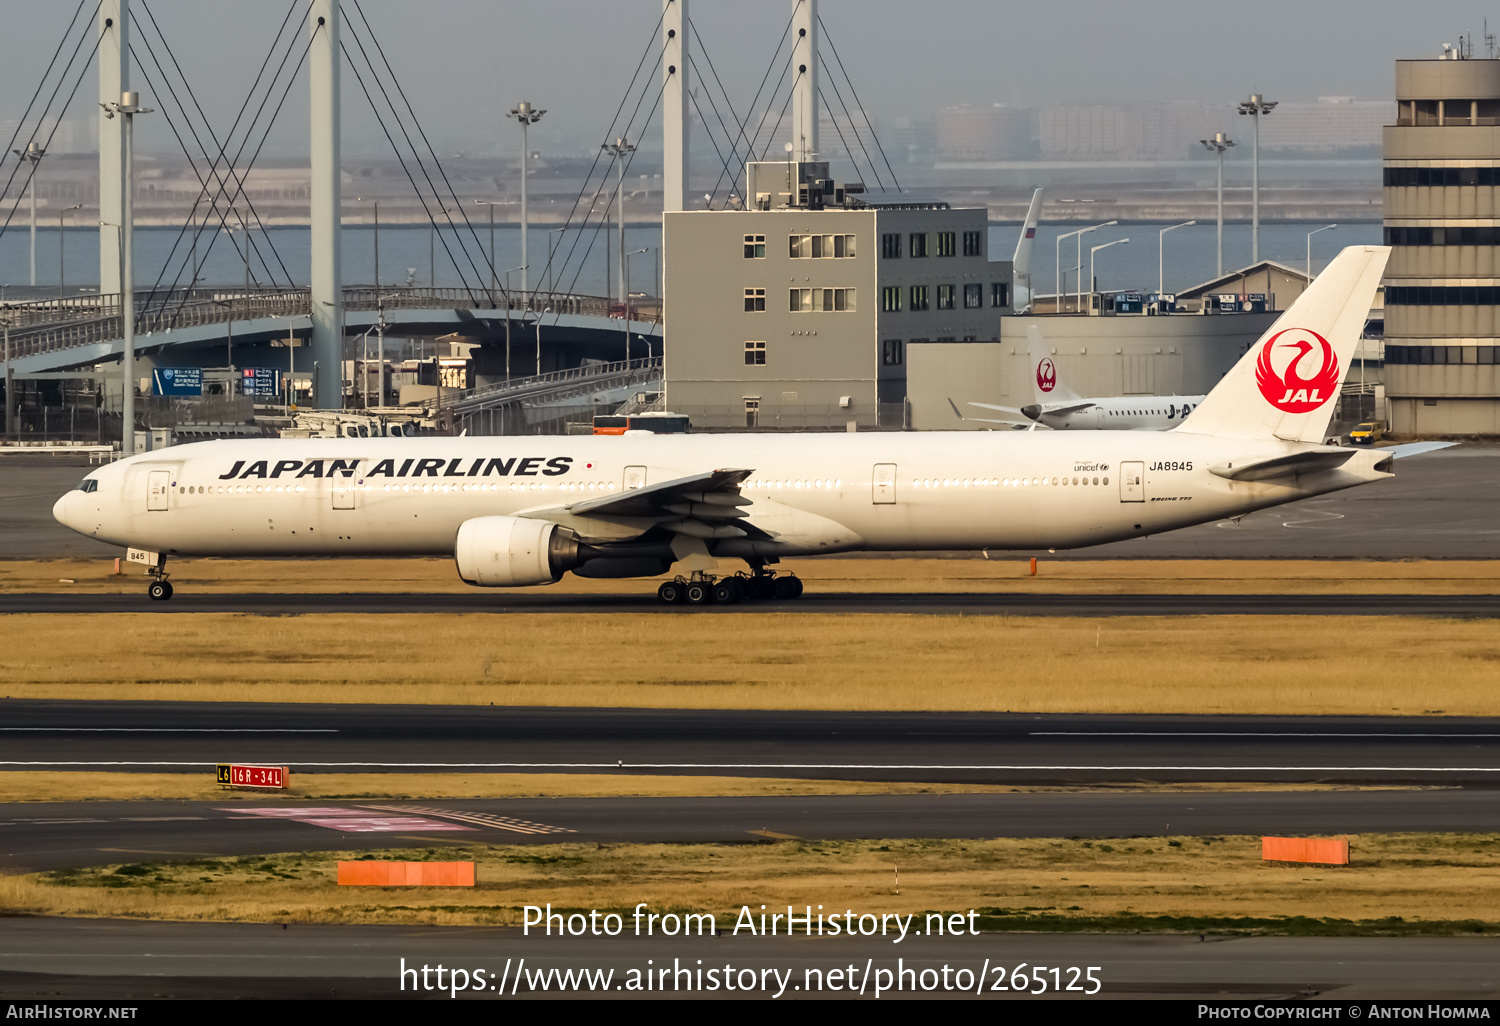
[1383,52,1500,434]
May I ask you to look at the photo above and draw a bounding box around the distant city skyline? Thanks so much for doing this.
[0,0,1495,161]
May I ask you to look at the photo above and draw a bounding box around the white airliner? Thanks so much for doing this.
[55,246,1447,605]
[953,327,1209,431]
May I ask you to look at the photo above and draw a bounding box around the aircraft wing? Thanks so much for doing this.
[1039,401,1097,416]
[1379,441,1457,459]
[965,400,1027,416]
[949,399,1032,427]
[522,468,756,542]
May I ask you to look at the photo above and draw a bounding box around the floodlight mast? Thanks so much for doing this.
[507,100,545,299]
[1200,133,1235,277]
[1237,94,1276,263]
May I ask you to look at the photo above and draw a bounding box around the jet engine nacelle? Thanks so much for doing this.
[454,516,581,587]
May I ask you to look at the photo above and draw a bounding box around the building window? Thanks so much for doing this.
[882,233,901,259]
[964,283,982,309]
[790,234,857,258]
[744,288,766,312]
[743,234,765,258]
[882,285,902,312]
[963,231,982,257]
[909,285,929,311]
[909,233,928,258]
[744,341,766,366]
[790,287,856,311]
[882,339,904,366]
[937,284,956,310]
[991,282,1010,307]
[936,231,956,257]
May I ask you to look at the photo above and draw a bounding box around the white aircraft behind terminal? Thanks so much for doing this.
[55,246,1449,605]
[953,327,1209,431]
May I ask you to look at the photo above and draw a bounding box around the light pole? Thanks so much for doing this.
[1089,239,1130,310]
[429,207,454,288]
[504,264,525,380]
[474,199,503,304]
[508,100,545,299]
[1056,221,1117,314]
[602,135,636,304]
[1307,224,1337,282]
[14,142,44,287]
[1238,94,1277,264]
[58,203,82,301]
[624,248,647,360]
[102,92,152,455]
[1157,220,1194,295]
[1200,133,1235,277]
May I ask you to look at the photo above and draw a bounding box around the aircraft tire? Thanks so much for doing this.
[712,579,741,604]
[657,581,685,604]
[771,576,800,600]
[148,581,171,601]
[685,582,711,605]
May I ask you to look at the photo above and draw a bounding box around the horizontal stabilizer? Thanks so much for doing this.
[1208,449,1356,482]
[1380,441,1457,459]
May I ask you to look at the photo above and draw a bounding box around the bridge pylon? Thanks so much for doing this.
[309,0,343,408]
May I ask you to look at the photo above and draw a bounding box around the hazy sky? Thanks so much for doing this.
[3,0,1498,157]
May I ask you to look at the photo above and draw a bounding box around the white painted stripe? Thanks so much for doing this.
[0,728,336,733]
[3,760,1498,773]
[1032,732,1500,738]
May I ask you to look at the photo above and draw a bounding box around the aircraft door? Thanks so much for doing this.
[624,465,647,491]
[872,463,896,504]
[146,470,170,511]
[1119,461,1145,502]
[332,474,357,510]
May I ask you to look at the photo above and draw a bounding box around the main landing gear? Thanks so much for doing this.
[655,566,803,606]
[146,556,174,601]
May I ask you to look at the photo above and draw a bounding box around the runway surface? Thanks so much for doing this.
[3,919,1496,1000]
[7,590,1500,615]
[8,701,1500,784]
[7,444,1500,561]
[4,789,1499,872]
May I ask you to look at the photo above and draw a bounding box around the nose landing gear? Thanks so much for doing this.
[145,555,174,601]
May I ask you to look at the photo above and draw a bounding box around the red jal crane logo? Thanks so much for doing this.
[1254,329,1340,414]
[1036,357,1057,393]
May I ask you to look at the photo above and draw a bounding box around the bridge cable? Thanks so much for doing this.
[0,4,101,245]
[128,36,291,295]
[757,68,803,163]
[153,15,313,321]
[347,1,499,298]
[0,28,102,249]
[685,59,748,212]
[143,1,306,310]
[143,0,301,299]
[535,5,668,306]
[135,0,296,290]
[701,9,796,208]
[553,75,667,312]
[817,85,875,195]
[339,39,483,303]
[548,49,664,314]
[817,14,901,192]
[0,0,94,202]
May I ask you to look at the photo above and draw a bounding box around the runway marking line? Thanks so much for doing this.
[1032,732,1500,738]
[0,728,337,733]
[357,803,573,835]
[221,807,475,834]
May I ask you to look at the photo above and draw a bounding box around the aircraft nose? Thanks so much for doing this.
[52,491,74,529]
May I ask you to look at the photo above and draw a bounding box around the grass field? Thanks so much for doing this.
[9,556,1500,595]
[4,611,1500,716]
[5,833,1498,935]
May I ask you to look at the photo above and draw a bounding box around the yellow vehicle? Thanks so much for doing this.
[1349,421,1385,445]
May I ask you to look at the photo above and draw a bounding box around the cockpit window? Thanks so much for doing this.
[77,478,98,493]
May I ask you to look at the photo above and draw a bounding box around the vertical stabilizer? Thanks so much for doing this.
[1027,324,1080,404]
[1011,187,1044,274]
[1175,245,1389,443]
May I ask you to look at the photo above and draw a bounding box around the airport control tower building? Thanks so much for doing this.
[1384,49,1500,434]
